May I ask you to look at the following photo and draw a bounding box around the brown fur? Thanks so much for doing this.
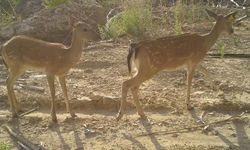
[2,22,100,123]
[117,10,238,120]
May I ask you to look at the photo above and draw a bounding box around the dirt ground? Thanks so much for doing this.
[0,20,250,149]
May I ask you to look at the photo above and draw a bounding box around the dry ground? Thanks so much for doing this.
[0,21,250,150]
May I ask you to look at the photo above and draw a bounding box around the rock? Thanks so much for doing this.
[77,96,92,101]
[85,69,94,74]
[15,0,43,19]
[0,25,16,40]
[15,20,35,35]
[89,94,103,101]
[231,133,237,137]
[193,91,205,96]
[172,133,179,138]
[217,90,225,98]
[0,1,106,43]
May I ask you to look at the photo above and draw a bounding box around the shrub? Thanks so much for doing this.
[99,0,153,40]
[0,0,20,26]
[99,13,124,39]
[218,42,225,59]
[233,35,240,46]
[0,0,20,12]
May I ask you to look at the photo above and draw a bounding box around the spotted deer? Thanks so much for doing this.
[116,9,246,120]
[2,22,100,123]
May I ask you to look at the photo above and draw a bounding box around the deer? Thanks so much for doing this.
[116,9,247,121]
[1,22,100,123]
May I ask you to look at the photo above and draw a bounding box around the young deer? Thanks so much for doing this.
[116,9,242,121]
[2,22,100,123]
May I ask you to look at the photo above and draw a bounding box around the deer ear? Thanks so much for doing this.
[226,11,237,23]
[206,9,218,20]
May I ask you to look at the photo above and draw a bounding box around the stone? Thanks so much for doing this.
[15,0,43,19]
[0,25,15,40]
[0,1,106,43]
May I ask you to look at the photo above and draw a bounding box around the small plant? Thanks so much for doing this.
[0,142,11,150]
[174,0,183,35]
[233,35,240,46]
[218,42,225,59]
[187,2,203,23]
[43,0,72,8]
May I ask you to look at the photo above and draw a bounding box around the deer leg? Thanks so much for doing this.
[116,79,131,121]
[47,75,57,123]
[58,76,77,118]
[186,68,195,110]
[12,82,23,113]
[6,68,23,118]
[131,86,146,119]
[117,70,151,121]
[7,75,18,118]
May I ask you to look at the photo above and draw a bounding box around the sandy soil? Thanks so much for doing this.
[0,21,250,150]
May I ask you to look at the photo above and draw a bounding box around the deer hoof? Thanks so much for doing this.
[51,116,58,124]
[70,113,77,118]
[48,121,58,129]
[16,106,24,114]
[187,104,194,110]
[116,112,123,121]
[12,112,18,118]
[138,112,147,120]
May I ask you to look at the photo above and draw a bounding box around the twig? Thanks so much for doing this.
[18,85,45,93]
[17,141,32,150]
[4,125,44,150]
[200,111,208,123]
[7,0,17,19]
[208,53,250,58]
[84,43,115,51]
[137,112,246,137]
[19,106,39,117]
[230,0,240,7]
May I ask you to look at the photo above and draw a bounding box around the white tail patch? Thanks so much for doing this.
[130,50,139,77]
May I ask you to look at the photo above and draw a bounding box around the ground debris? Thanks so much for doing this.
[136,111,247,137]
[4,125,46,150]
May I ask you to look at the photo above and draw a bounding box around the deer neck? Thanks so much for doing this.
[67,29,86,61]
[204,21,223,51]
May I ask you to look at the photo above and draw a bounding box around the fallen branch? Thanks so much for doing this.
[84,42,116,51]
[0,81,45,93]
[4,125,45,150]
[200,111,208,123]
[137,112,246,137]
[19,106,39,117]
[18,85,45,93]
[17,141,32,150]
[208,53,250,58]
